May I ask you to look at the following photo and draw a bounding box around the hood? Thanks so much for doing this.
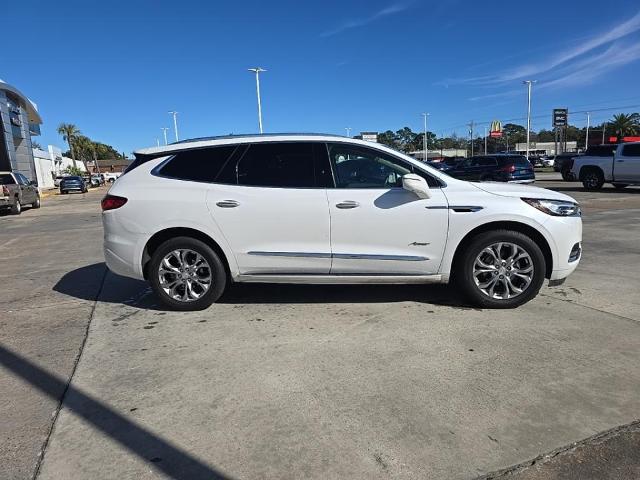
[471,181,577,203]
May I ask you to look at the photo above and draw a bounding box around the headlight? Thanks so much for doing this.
[522,198,581,217]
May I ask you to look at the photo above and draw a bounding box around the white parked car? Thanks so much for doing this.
[102,134,582,310]
[103,172,121,182]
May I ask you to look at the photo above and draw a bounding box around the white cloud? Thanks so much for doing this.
[442,10,640,88]
[320,3,409,38]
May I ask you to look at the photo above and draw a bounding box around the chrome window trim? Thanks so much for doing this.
[248,251,428,261]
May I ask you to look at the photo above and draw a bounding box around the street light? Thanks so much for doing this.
[422,113,430,162]
[161,127,169,145]
[168,111,179,142]
[248,67,267,133]
[585,112,590,149]
[345,127,352,137]
[484,126,488,155]
[523,80,536,160]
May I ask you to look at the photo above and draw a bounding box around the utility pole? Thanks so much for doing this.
[484,126,488,155]
[602,122,606,144]
[468,121,475,157]
[168,111,179,142]
[585,112,590,150]
[345,127,352,137]
[523,80,536,160]
[422,113,430,161]
[161,127,169,145]
[156,138,160,147]
[248,67,267,133]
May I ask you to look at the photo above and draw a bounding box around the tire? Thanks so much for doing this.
[32,195,41,208]
[60,189,66,195]
[612,183,628,190]
[10,198,21,215]
[454,230,546,309]
[561,170,575,181]
[581,169,604,190]
[148,236,227,311]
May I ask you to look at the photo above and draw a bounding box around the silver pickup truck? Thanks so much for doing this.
[570,143,640,190]
[0,171,41,215]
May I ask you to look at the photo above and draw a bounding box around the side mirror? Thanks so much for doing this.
[402,173,431,199]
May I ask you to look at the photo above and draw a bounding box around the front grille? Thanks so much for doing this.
[569,243,581,263]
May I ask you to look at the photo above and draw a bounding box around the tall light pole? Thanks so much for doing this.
[156,138,160,147]
[523,80,536,160]
[161,127,169,145]
[602,122,607,144]
[585,112,590,150]
[484,126,488,155]
[248,67,266,133]
[468,120,475,157]
[345,127,352,137]
[422,113,430,162]
[168,111,179,142]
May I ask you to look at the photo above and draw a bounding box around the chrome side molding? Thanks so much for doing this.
[248,251,428,261]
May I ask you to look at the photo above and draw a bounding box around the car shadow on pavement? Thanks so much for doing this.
[0,343,230,479]
[54,263,476,310]
[549,185,640,194]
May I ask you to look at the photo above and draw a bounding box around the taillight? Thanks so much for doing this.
[1,186,8,196]
[101,195,128,211]
[500,164,516,173]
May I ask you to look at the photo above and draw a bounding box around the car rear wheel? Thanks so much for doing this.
[561,169,574,181]
[11,198,21,215]
[581,169,604,190]
[32,195,41,208]
[148,236,227,311]
[454,230,546,308]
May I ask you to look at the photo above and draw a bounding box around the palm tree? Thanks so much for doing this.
[609,113,640,139]
[57,123,81,168]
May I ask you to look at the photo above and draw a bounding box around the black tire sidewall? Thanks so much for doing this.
[582,170,604,190]
[11,199,21,215]
[148,236,227,311]
[455,230,546,309]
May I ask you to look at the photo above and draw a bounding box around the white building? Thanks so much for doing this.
[32,145,86,190]
[513,141,578,156]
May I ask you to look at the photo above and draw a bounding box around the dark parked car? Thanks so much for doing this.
[60,176,88,194]
[427,158,460,172]
[445,154,535,183]
[553,153,582,180]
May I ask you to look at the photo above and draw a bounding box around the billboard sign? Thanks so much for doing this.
[553,108,568,127]
[489,120,502,138]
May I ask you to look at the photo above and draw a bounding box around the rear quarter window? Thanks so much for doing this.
[157,146,237,182]
[0,174,15,185]
[621,144,640,156]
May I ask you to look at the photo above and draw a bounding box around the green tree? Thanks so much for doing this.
[63,165,84,176]
[377,130,399,149]
[57,123,81,168]
[502,123,527,146]
[609,113,640,138]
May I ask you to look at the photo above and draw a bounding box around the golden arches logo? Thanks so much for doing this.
[490,120,502,133]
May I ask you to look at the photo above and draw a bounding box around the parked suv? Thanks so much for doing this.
[445,154,535,183]
[103,134,582,310]
[0,171,41,214]
[59,176,88,194]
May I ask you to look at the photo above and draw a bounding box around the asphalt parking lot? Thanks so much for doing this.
[1,177,639,480]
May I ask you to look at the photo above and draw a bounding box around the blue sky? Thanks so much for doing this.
[5,0,640,154]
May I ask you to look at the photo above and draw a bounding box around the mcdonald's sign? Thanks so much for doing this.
[489,120,502,138]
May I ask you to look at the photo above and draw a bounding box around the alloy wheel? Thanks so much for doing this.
[158,249,212,302]
[473,242,534,300]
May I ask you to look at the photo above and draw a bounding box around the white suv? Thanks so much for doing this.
[102,134,582,310]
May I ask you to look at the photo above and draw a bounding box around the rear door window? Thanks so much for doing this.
[478,157,497,166]
[236,142,317,188]
[621,144,640,156]
[585,145,617,156]
[157,146,237,182]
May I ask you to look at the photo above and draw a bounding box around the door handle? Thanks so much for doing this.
[336,201,360,209]
[216,200,240,208]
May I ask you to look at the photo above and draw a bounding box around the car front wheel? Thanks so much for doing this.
[454,230,546,308]
[148,236,227,311]
[32,195,41,208]
[581,169,604,190]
